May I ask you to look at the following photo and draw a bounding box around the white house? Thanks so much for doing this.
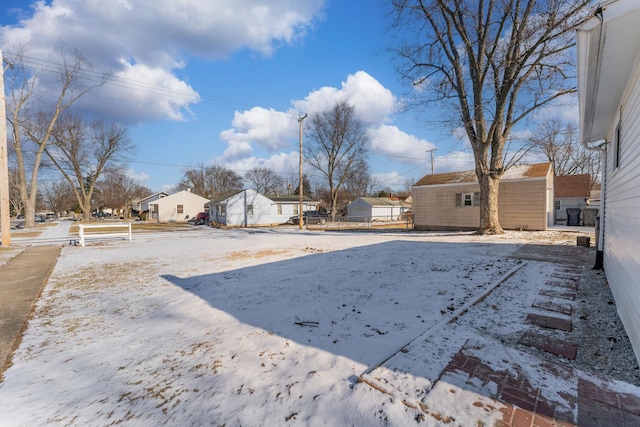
[209,189,273,227]
[267,195,319,224]
[577,0,640,362]
[151,190,209,223]
[347,197,409,222]
[136,192,168,215]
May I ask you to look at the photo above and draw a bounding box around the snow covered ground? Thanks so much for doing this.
[0,228,605,425]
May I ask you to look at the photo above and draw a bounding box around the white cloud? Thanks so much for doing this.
[219,107,299,157]
[368,125,436,165]
[126,168,150,183]
[435,151,475,173]
[0,0,325,122]
[293,71,396,124]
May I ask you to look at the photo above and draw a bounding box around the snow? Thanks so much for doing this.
[0,228,596,425]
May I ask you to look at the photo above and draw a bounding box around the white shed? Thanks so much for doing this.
[347,197,408,222]
[152,190,209,223]
[577,0,640,362]
[209,189,273,227]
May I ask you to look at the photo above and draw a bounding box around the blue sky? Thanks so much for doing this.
[1,1,572,193]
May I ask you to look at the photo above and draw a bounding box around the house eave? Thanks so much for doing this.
[578,0,640,144]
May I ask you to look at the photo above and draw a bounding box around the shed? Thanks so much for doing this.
[209,189,273,227]
[151,190,209,223]
[412,163,554,231]
[347,197,409,222]
[577,0,640,362]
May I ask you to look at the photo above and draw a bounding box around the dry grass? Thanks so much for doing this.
[225,249,291,260]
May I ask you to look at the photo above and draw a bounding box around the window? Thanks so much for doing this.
[247,205,254,215]
[456,192,476,207]
[218,205,226,216]
[456,192,480,207]
[555,200,561,211]
[277,205,282,215]
[293,205,299,215]
[177,204,184,214]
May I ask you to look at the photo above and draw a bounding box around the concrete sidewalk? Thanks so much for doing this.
[0,246,61,376]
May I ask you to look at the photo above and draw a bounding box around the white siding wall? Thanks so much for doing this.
[603,57,640,362]
[155,192,207,223]
[224,190,273,227]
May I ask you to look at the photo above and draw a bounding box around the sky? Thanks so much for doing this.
[3,225,630,425]
[0,0,577,193]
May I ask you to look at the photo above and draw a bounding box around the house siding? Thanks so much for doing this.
[154,191,208,223]
[413,169,551,231]
[413,184,480,230]
[603,55,640,361]
[211,190,273,227]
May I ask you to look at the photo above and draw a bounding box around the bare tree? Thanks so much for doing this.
[342,157,376,201]
[98,169,152,218]
[244,167,284,195]
[40,178,76,216]
[391,0,591,234]
[528,117,600,187]
[176,164,243,198]
[44,115,133,220]
[5,47,105,228]
[305,102,369,216]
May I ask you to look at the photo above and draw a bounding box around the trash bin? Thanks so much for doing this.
[583,208,597,227]
[566,208,581,226]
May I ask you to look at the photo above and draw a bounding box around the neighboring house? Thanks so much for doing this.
[267,194,319,224]
[412,163,554,231]
[209,189,273,227]
[151,190,209,223]
[554,174,594,225]
[347,197,410,222]
[577,0,640,361]
[136,192,169,216]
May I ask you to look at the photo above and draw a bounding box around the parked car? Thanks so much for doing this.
[194,211,210,225]
[290,210,330,225]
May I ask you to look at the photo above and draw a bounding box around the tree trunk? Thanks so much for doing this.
[24,200,36,229]
[477,172,504,235]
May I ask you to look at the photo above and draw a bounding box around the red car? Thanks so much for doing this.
[195,212,209,225]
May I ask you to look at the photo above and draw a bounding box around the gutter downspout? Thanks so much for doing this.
[581,6,606,270]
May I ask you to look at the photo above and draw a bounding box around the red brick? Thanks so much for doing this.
[531,414,556,427]
[619,393,640,415]
[512,408,534,427]
[526,313,572,332]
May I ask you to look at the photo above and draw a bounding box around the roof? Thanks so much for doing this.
[578,0,640,144]
[554,174,591,198]
[357,197,402,207]
[155,190,209,204]
[266,194,316,203]
[413,163,551,187]
[209,190,245,204]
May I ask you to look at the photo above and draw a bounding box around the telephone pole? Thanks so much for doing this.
[426,148,437,174]
[0,51,11,246]
[298,114,307,230]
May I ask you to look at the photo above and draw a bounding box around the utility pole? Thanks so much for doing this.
[0,51,11,246]
[426,148,437,174]
[298,114,307,230]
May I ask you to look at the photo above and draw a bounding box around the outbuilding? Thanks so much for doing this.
[412,163,554,231]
